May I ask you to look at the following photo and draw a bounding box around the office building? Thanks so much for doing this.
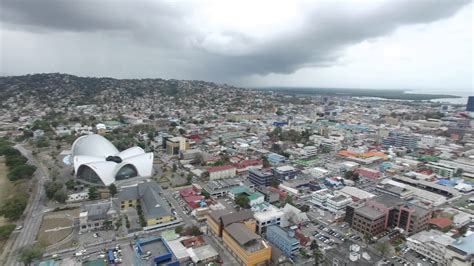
[266,225,300,259]
[383,132,418,150]
[248,169,273,187]
[273,165,298,180]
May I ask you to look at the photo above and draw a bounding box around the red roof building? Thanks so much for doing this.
[429,217,453,229]
[234,159,263,174]
[356,167,381,179]
[207,165,236,173]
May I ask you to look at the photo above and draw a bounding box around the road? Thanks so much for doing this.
[3,144,49,266]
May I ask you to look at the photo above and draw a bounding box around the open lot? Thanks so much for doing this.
[37,208,79,247]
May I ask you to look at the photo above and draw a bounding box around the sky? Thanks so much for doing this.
[0,0,472,91]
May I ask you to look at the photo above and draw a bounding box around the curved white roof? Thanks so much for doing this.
[71,134,119,158]
[71,134,153,186]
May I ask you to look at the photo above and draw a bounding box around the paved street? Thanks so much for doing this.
[2,144,50,266]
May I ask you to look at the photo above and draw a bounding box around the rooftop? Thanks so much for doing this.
[355,206,384,220]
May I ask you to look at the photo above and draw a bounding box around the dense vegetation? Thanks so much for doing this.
[0,139,37,181]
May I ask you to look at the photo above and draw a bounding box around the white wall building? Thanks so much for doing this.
[406,230,454,265]
[254,206,285,234]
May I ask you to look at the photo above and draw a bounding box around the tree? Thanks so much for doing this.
[44,181,63,199]
[88,186,99,200]
[311,240,323,265]
[0,194,28,220]
[0,224,16,240]
[7,165,37,181]
[201,191,210,199]
[53,189,67,203]
[65,179,75,190]
[276,109,284,116]
[175,226,184,234]
[285,195,294,205]
[18,245,43,265]
[376,242,391,257]
[108,184,118,197]
[271,177,280,188]
[299,205,310,212]
[235,194,250,208]
[344,171,360,183]
[172,163,177,172]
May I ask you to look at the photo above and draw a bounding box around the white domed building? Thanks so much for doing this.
[70,134,153,186]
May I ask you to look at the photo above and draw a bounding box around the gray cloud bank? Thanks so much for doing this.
[0,0,471,80]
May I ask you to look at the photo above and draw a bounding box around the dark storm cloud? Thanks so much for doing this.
[0,0,470,79]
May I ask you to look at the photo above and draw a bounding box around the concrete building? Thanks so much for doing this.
[166,136,190,155]
[426,162,457,178]
[345,195,432,236]
[273,165,298,181]
[445,234,474,266]
[208,165,237,180]
[267,153,286,164]
[406,230,454,265]
[79,199,119,232]
[248,169,274,187]
[206,209,272,266]
[383,132,418,150]
[266,225,300,259]
[254,207,285,234]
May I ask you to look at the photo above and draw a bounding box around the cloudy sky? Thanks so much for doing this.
[0,0,472,91]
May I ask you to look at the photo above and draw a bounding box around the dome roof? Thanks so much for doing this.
[71,134,119,158]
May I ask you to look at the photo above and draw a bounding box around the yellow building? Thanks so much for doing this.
[166,137,190,155]
[207,209,271,266]
[118,181,176,227]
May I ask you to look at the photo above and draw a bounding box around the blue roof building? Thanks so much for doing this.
[134,236,179,266]
[266,225,300,259]
[267,153,286,165]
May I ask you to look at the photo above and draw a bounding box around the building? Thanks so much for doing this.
[70,134,154,186]
[206,209,271,266]
[345,195,432,236]
[267,153,286,164]
[302,146,318,158]
[266,225,300,259]
[118,181,176,228]
[406,230,454,265]
[309,167,329,178]
[166,136,190,155]
[351,205,386,237]
[248,169,274,187]
[228,186,264,207]
[466,96,474,112]
[383,132,418,150]
[356,167,381,179]
[134,236,179,266]
[79,199,119,232]
[202,179,254,198]
[426,162,457,178]
[208,165,236,180]
[234,160,263,175]
[254,207,285,234]
[255,186,280,203]
[445,234,474,266]
[273,166,298,180]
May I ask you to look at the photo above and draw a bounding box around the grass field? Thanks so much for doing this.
[37,208,80,247]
